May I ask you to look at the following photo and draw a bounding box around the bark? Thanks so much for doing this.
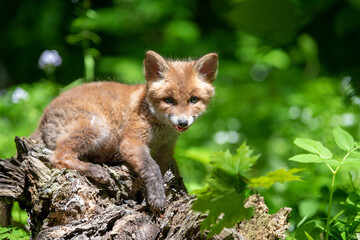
[0,137,292,239]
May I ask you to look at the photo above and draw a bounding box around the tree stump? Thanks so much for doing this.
[0,137,292,239]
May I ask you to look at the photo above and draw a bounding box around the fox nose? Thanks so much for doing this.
[178,119,188,128]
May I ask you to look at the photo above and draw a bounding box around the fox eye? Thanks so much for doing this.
[189,96,199,104]
[164,97,174,104]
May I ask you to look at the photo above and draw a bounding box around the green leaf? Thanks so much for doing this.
[341,151,360,169]
[341,232,346,240]
[0,227,9,234]
[290,154,339,166]
[298,199,320,218]
[295,221,317,239]
[210,168,248,192]
[0,233,11,239]
[192,143,259,237]
[290,154,324,163]
[342,159,360,169]
[211,150,234,175]
[305,231,314,240]
[249,168,302,189]
[333,127,355,151]
[8,235,16,240]
[294,138,333,159]
[192,187,252,238]
[345,192,360,212]
[233,143,260,174]
[0,227,29,240]
[65,33,84,45]
[211,142,260,176]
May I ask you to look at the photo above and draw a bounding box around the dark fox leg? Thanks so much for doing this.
[120,140,166,211]
[51,119,111,183]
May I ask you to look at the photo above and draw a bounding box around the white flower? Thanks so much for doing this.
[12,87,29,103]
[38,50,62,70]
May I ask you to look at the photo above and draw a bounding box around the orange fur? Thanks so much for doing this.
[31,50,218,210]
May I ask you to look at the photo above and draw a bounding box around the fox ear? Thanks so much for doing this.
[193,53,218,83]
[144,50,170,82]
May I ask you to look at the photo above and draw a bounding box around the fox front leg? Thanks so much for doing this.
[119,140,166,211]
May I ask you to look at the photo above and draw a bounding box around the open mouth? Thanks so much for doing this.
[173,125,188,132]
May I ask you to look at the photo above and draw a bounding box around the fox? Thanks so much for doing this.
[30,50,218,210]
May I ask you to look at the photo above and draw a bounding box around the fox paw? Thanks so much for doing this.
[146,181,166,211]
[147,190,166,211]
[85,165,111,184]
[141,158,166,211]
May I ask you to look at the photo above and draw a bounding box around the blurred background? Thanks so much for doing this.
[1,0,360,238]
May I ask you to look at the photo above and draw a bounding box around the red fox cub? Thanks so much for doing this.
[31,50,218,210]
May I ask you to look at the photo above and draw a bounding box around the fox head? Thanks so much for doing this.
[144,50,218,132]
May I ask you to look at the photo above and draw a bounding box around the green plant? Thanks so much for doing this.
[66,0,100,82]
[0,81,59,158]
[290,127,360,239]
[192,143,301,237]
[0,227,29,240]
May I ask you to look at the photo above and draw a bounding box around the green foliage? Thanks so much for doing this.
[342,152,360,169]
[304,231,314,240]
[333,127,355,152]
[175,147,213,192]
[0,227,29,240]
[335,191,360,239]
[290,127,360,172]
[289,154,339,167]
[210,143,259,176]
[0,81,59,158]
[192,143,256,237]
[193,187,251,238]
[11,202,28,226]
[290,127,360,239]
[293,138,333,159]
[193,143,301,237]
[250,168,302,189]
[66,1,101,82]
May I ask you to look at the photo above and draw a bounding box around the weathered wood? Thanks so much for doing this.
[0,137,291,239]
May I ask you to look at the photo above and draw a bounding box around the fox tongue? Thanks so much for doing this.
[174,125,186,132]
